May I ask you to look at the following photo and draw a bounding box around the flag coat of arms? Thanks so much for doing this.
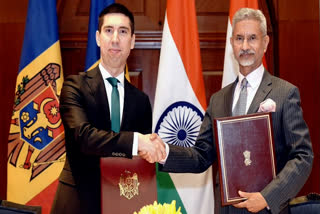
[7,0,65,213]
[222,0,265,88]
[153,0,214,213]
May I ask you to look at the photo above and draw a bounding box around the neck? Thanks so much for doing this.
[101,62,125,77]
[239,63,262,76]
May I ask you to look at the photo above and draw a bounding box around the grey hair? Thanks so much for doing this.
[232,8,267,36]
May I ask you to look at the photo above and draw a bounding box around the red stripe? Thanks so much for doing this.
[166,0,207,109]
[26,179,59,214]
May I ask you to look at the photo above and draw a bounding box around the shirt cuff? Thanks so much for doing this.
[132,132,138,156]
[159,142,169,164]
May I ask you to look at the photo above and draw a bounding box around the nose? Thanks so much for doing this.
[242,38,250,50]
[111,31,119,43]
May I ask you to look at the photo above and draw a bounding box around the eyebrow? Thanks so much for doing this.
[103,25,130,30]
[235,34,259,39]
[235,33,257,36]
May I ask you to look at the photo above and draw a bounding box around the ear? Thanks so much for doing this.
[96,30,101,47]
[230,36,234,50]
[130,34,136,49]
[263,35,270,53]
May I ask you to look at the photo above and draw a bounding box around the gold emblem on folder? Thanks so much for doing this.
[119,170,140,200]
[243,150,252,166]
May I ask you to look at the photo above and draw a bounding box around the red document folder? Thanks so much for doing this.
[213,112,276,206]
[100,157,157,214]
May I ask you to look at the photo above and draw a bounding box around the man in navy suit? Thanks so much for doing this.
[51,3,165,214]
[156,8,313,214]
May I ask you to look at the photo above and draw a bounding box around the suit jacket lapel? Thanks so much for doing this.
[86,66,110,129]
[121,78,132,130]
[224,80,237,116]
[247,70,272,114]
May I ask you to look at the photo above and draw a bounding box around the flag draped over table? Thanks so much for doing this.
[222,0,266,88]
[153,0,214,213]
[7,0,65,213]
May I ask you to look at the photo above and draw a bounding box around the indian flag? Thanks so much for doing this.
[153,0,214,213]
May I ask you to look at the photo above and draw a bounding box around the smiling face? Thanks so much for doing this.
[96,13,135,75]
[231,19,269,76]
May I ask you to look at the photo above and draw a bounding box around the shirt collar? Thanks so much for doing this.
[238,64,264,89]
[99,63,125,86]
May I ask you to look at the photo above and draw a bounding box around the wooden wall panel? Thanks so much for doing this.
[203,72,223,103]
[59,0,165,39]
[201,43,226,103]
[118,0,164,31]
[196,0,229,33]
[127,49,160,107]
[58,0,89,34]
[278,0,318,20]
[277,0,320,195]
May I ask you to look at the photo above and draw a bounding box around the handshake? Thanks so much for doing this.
[138,133,167,163]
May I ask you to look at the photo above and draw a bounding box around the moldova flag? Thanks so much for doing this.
[7,0,65,213]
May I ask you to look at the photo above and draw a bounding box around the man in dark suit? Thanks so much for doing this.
[157,8,313,214]
[51,3,165,214]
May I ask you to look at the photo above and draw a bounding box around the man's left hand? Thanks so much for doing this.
[233,191,268,213]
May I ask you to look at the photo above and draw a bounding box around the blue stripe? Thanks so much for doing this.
[85,0,115,70]
[19,0,59,72]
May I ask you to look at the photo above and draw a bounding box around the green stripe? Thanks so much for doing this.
[156,164,187,213]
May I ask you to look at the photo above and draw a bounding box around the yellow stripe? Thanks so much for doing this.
[7,152,66,203]
[125,64,131,82]
[87,59,101,71]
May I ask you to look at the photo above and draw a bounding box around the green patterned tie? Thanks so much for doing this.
[107,77,120,133]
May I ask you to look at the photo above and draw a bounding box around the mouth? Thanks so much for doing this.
[239,49,255,58]
[109,49,121,54]
[240,53,254,58]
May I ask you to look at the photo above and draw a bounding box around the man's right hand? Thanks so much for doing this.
[138,133,166,163]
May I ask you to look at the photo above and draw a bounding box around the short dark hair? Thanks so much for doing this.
[98,3,135,35]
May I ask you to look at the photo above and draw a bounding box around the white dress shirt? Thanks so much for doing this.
[99,64,138,155]
[232,64,265,114]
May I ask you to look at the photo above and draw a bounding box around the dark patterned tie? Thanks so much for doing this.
[107,77,120,132]
[233,78,248,116]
